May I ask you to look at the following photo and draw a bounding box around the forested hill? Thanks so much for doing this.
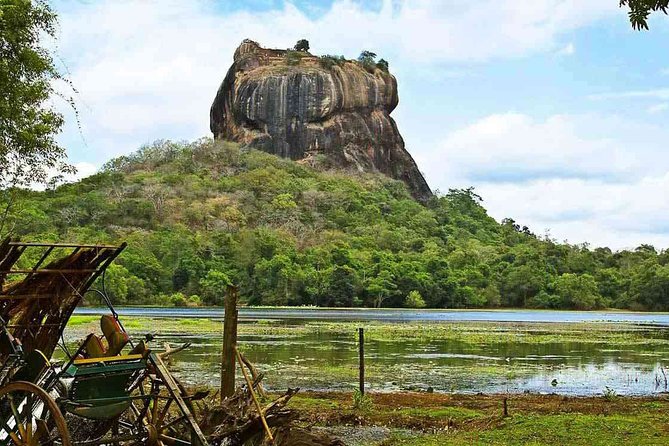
[5,138,669,310]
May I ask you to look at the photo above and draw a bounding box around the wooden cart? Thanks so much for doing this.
[0,239,209,446]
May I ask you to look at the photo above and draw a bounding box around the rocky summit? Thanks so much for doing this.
[210,40,432,202]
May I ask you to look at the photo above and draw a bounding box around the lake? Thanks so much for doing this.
[69,307,669,396]
[75,307,669,324]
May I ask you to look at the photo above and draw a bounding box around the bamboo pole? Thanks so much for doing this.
[235,347,274,443]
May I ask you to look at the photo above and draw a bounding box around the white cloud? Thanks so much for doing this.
[418,113,669,249]
[476,175,669,250]
[647,103,669,114]
[30,162,98,191]
[588,89,669,101]
[418,112,664,185]
[70,162,98,182]
[51,0,618,164]
[556,42,575,56]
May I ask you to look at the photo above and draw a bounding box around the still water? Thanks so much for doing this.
[70,308,669,396]
[76,307,669,324]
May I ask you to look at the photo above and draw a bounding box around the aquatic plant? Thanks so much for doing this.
[603,386,617,401]
[353,389,373,412]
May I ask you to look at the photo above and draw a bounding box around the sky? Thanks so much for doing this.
[49,0,669,250]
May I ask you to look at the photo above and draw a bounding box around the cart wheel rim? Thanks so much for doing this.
[0,381,71,446]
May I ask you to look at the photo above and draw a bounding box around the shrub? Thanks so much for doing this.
[376,58,389,72]
[319,54,346,70]
[352,389,373,411]
[285,50,304,66]
[170,292,187,307]
[603,386,617,401]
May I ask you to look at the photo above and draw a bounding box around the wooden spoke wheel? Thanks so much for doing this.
[130,376,204,446]
[0,381,71,446]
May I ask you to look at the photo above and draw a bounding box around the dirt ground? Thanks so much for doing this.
[285,391,669,445]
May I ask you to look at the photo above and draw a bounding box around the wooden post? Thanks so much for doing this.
[358,327,365,395]
[503,397,509,417]
[221,285,238,400]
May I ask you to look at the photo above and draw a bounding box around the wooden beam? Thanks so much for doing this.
[0,269,98,274]
[359,327,365,396]
[151,353,210,446]
[0,294,60,301]
[221,285,238,400]
[235,346,274,443]
[73,354,144,366]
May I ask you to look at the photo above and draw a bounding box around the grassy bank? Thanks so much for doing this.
[287,392,669,445]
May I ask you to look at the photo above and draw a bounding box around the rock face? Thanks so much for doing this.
[210,40,432,202]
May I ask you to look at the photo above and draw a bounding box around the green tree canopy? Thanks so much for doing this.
[554,273,605,310]
[405,290,426,308]
[294,39,309,52]
[7,138,669,311]
[620,0,669,29]
[0,0,74,235]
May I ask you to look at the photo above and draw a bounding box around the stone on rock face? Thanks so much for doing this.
[210,39,432,202]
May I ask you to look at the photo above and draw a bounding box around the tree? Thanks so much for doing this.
[620,0,669,30]
[405,290,426,308]
[366,269,396,308]
[358,50,377,71]
[376,58,389,72]
[294,39,310,52]
[501,263,547,307]
[320,265,358,307]
[554,273,603,310]
[199,270,232,305]
[0,0,75,235]
[630,263,669,310]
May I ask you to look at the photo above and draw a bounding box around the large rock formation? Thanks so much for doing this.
[210,40,432,202]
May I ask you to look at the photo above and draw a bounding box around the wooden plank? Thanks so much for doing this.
[73,354,144,366]
[151,353,209,446]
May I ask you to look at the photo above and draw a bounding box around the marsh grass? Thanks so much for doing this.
[67,317,669,347]
[353,389,373,412]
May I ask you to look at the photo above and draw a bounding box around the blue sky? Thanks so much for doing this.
[50,0,669,250]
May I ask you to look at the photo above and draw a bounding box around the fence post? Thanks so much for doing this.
[221,285,238,400]
[358,327,365,395]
